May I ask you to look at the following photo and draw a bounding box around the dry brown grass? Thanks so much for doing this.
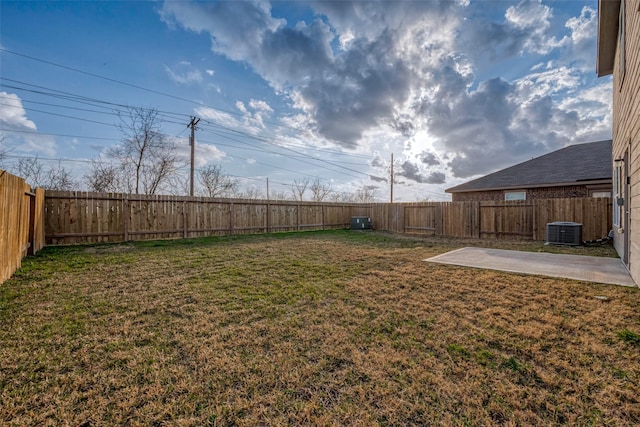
[2,230,639,426]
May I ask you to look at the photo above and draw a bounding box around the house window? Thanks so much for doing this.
[591,191,611,198]
[613,165,622,227]
[505,191,526,201]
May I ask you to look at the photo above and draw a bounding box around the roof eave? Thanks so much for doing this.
[597,0,621,77]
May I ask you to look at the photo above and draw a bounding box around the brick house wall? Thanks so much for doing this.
[451,185,598,202]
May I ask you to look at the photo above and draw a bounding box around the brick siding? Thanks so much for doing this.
[451,185,594,202]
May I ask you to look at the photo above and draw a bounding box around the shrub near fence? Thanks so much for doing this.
[1,170,45,284]
[44,191,613,245]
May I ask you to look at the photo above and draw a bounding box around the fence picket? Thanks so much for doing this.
[1,171,45,283]
[39,191,612,245]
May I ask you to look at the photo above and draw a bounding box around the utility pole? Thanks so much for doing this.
[390,153,394,203]
[188,116,200,196]
[266,177,270,200]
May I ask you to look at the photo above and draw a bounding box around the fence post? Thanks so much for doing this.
[123,195,129,241]
[27,192,36,255]
[266,199,270,234]
[229,200,234,235]
[297,203,301,231]
[183,200,188,239]
[532,200,537,240]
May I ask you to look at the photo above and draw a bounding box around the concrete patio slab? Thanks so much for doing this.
[424,247,637,287]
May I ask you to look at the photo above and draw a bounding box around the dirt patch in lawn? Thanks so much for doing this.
[2,231,639,425]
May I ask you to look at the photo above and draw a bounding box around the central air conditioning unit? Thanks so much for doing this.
[351,216,372,230]
[545,222,582,245]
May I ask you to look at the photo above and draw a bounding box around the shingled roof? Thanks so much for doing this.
[446,140,612,193]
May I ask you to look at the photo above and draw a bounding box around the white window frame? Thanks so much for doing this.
[591,191,611,198]
[505,191,526,201]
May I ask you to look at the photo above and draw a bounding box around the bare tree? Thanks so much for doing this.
[14,157,76,190]
[354,185,378,202]
[328,192,343,202]
[0,137,9,169]
[85,160,124,193]
[45,161,76,190]
[166,174,190,196]
[198,164,238,198]
[108,107,182,195]
[240,185,263,200]
[289,178,309,201]
[16,157,46,187]
[310,177,332,202]
[271,190,290,201]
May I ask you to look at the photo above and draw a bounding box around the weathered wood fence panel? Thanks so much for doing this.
[440,202,480,238]
[1,171,45,284]
[43,191,612,245]
[397,199,611,241]
[44,192,367,244]
[479,201,533,239]
[404,204,438,235]
[534,198,612,241]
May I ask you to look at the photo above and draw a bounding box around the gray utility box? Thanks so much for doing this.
[351,216,372,230]
[545,221,582,245]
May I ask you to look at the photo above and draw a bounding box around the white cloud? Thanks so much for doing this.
[505,0,551,29]
[235,101,248,114]
[0,92,58,157]
[195,106,244,131]
[0,92,37,131]
[562,6,598,70]
[172,134,225,167]
[566,6,596,45]
[162,0,611,188]
[195,102,268,137]
[197,143,226,164]
[248,99,273,113]
[164,62,203,85]
[514,66,582,100]
[504,0,564,54]
[160,0,463,148]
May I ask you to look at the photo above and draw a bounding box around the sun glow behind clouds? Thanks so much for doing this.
[1,0,612,201]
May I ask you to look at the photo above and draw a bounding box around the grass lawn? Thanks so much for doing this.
[1,230,639,425]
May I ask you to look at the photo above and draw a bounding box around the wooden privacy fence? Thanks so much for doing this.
[1,170,45,284]
[44,191,612,245]
[382,199,612,241]
[44,191,370,244]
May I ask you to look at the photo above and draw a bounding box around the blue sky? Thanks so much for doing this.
[1,0,612,201]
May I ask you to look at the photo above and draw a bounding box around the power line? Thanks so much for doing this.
[1,103,117,127]
[0,51,448,198]
[0,51,376,161]
[1,48,301,132]
[0,78,194,125]
[196,130,366,180]
[0,129,118,142]
[197,120,380,179]
[2,77,376,170]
